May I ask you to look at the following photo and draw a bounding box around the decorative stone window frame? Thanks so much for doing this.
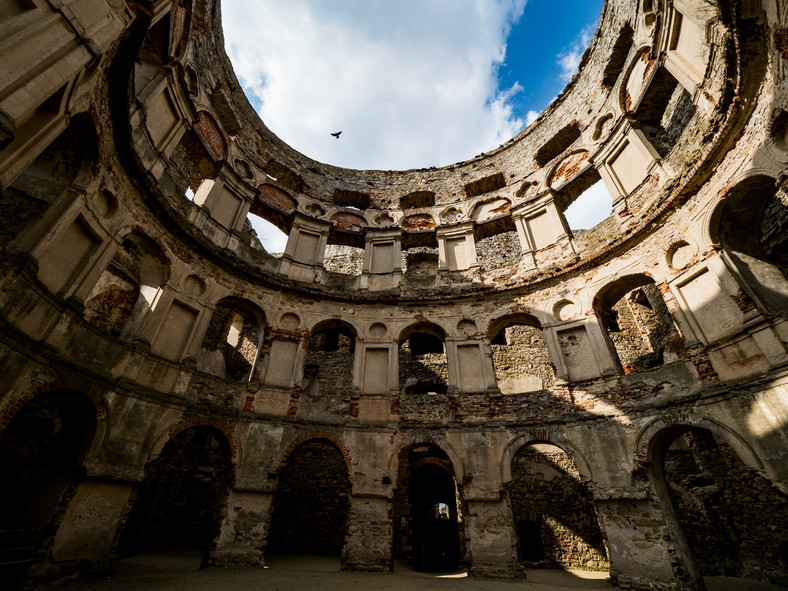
[658,0,715,97]
[591,118,668,218]
[445,336,499,394]
[23,190,114,302]
[436,221,479,273]
[278,214,332,283]
[134,66,197,174]
[361,228,403,291]
[545,318,620,382]
[666,256,750,346]
[510,195,574,270]
[189,165,254,251]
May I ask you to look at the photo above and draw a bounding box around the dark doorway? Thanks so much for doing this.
[651,426,788,587]
[518,520,545,561]
[393,445,464,573]
[410,464,461,572]
[118,427,233,559]
[0,390,96,585]
[267,439,350,557]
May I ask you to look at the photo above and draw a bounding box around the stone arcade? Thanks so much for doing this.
[0,1,787,590]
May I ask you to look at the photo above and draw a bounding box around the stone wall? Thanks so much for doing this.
[508,444,608,570]
[324,244,364,276]
[305,332,355,397]
[491,324,555,392]
[665,432,788,586]
[475,231,522,274]
[120,427,233,554]
[267,441,350,556]
[762,189,788,277]
[398,341,448,394]
[607,284,680,373]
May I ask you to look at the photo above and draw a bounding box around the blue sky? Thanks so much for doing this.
[221,0,607,249]
[499,0,603,122]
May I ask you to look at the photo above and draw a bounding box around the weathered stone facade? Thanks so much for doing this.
[0,1,788,590]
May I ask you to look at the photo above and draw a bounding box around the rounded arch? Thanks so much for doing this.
[277,429,352,471]
[707,173,778,247]
[211,295,266,327]
[308,317,359,339]
[500,431,594,485]
[398,321,447,343]
[487,312,542,341]
[148,418,239,467]
[705,172,788,314]
[387,436,465,484]
[115,227,172,286]
[193,110,228,161]
[592,272,658,313]
[0,380,106,457]
[634,415,764,477]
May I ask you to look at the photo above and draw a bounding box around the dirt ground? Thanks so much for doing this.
[59,551,787,591]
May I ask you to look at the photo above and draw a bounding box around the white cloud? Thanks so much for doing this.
[557,25,595,83]
[248,212,288,253]
[563,180,612,230]
[222,0,527,170]
[526,110,539,125]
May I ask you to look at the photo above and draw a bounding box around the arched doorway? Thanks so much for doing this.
[118,426,234,560]
[0,390,96,584]
[508,443,608,570]
[393,444,463,572]
[266,439,350,557]
[650,426,788,587]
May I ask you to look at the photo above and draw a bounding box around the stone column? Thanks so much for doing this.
[464,497,517,577]
[342,495,393,572]
[49,478,134,567]
[211,489,275,567]
[594,487,703,591]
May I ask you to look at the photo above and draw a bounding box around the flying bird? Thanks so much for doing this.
[331,131,342,138]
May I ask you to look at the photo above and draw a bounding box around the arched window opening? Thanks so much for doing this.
[84,232,170,338]
[168,131,215,203]
[509,443,608,570]
[489,315,554,393]
[651,427,788,586]
[304,321,356,397]
[135,12,172,95]
[119,427,233,559]
[594,275,682,373]
[0,390,96,585]
[402,247,439,280]
[399,325,448,395]
[561,178,614,232]
[602,23,635,88]
[393,445,464,573]
[635,67,696,158]
[711,176,788,314]
[245,210,288,255]
[197,298,265,382]
[267,439,350,557]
